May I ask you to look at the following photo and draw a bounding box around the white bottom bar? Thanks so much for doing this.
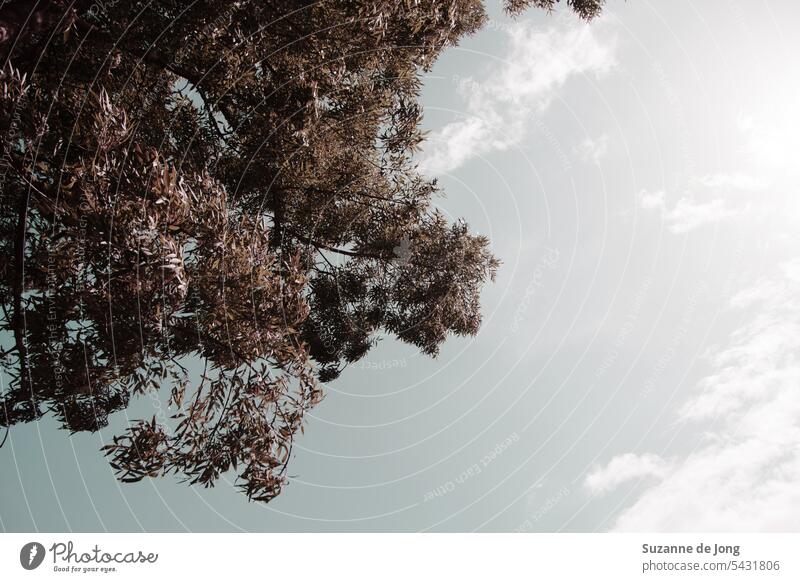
[1,533,797,581]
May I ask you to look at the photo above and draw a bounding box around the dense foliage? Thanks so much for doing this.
[0,0,602,501]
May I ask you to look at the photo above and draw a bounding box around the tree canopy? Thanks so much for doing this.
[0,0,603,501]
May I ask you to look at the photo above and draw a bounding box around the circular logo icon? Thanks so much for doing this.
[20,542,46,570]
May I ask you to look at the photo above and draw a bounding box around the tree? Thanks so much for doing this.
[0,0,603,501]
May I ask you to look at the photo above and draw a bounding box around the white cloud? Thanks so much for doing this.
[419,17,616,175]
[585,453,671,495]
[664,197,746,234]
[636,108,795,234]
[422,117,495,176]
[692,172,768,191]
[638,189,665,210]
[574,135,610,165]
[637,184,751,234]
[594,264,800,531]
[737,113,800,171]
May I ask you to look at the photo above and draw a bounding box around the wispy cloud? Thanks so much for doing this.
[574,134,610,165]
[737,113,800,171]
[588,260,800,531]
[691,172,768,191]
[585,453,671,495]
[637,110,792,234]
[637,191,745,234]
[419,17,616,175]
[637,189,665,210]
[664,197,747,234]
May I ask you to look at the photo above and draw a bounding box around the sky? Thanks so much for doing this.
[2,0,800,532]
